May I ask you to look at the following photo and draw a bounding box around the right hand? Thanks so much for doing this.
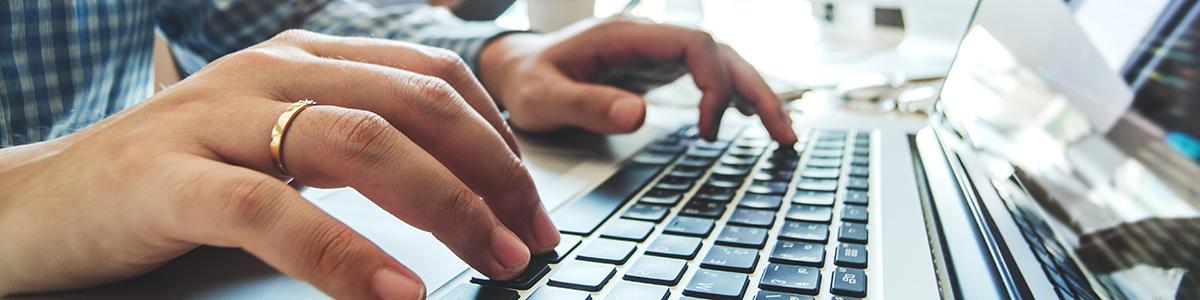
[0,29,559,299]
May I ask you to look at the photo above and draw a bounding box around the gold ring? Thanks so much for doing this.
[271,100,316,176]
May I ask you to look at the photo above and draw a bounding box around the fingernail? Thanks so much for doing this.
[532,205,561,252]
[372,268,424,300]
[492,226,530,271]
[608,97,643,131]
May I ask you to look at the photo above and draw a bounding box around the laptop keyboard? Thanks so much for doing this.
[442,124,875,300]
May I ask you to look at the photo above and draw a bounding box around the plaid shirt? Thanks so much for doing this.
[0,0,506,147]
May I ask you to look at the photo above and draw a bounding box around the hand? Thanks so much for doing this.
[478,17,798,144]
[0,30,559,299]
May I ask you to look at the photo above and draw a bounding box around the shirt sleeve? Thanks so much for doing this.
[156,0,510,75]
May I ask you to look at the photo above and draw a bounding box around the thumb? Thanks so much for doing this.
[542,81,647,134]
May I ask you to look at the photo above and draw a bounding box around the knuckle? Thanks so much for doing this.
[222,48,290,69]
[305,223,361,278]
[213,173,287,231]
[426,49,473,85]
[272,29,315,43]
[407,75,468,121]
[596,17,635,29]
[690,30,716,45]
[429,186,481,229]
[321,109,394,166]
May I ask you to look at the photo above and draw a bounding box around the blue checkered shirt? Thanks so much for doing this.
[1,0,506,147]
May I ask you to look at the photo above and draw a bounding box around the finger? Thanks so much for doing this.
[290,59,559,253]
[531,74,646,134]
[274,31,557,252]
[576,21,732,141]
[206,46,559,254]
[199,104,533,279]
[720,45,798,144]
[165,155,425,300]
[273,30,522,157]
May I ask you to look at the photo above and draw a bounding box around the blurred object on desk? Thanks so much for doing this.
[527,0,596,31]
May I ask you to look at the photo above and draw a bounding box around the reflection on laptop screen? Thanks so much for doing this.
[1126,1,1200,161]
[935,0,1200,298]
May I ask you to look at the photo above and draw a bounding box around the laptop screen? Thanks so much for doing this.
[934,0,1200,298]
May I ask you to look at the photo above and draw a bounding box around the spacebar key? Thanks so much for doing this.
[552,162,665,235]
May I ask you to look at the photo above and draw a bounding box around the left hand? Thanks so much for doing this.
[478,17,798,144]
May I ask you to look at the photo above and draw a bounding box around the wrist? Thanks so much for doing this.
[478,32,543,110]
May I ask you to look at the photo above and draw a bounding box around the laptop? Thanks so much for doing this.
[430,0,1200,299]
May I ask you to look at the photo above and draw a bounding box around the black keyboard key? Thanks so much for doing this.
[831,267,867,297]
[441,283,518,300]
[669,166,706,179]
[759,263,821,295]
[845,176,869,191]
[683,269,749,300]
[705,177,743,189]
[801,167,840,179]
[851,156,869,167]
[647,144,687,156]
[548,260,617,292]
[791,190,835,206]
[678,156,716,168]
[720,155,759,166]
[755,290,815,300]
[805,158,842,168]
[664,216,716,238]
[712,164,752,176]
[810,149,844,159]
[624,256,688,286]
[769,240,825,266]
[631,152,677,165]
[760,159,798,171]
[786,205,833,223]
[471,260,550,290]
[646,234,702,259]
[694,140,730,150]
[814,142,845,150]
[601,219,655,242]
[608,281,669,300]
[737,138,771,148]
[844,191,869,205]
[796,177,838,192]
[834,297,863,300]
[528,286,593,300]
[686,148,723,158]
[680,201,727,219]
[839,223,868,244]
[853,147,869,157]
[534,234,582,263]
[622,203,670,222]
[727,208,777,228]
[779,221,829,243]
[576,239,637,264]
[553,162,663,235]
[739,194,783,210]
[715,225,769,249]
[639,189,683,206]
[728,146,764,156]
[842,205,868,223]
[695,185,737,203]
[701,245,760,273]
[849,166,869,177]
[752,170,792,181]
[746,180,789,195]
[835,243,868,268]
[654,181,692,192]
